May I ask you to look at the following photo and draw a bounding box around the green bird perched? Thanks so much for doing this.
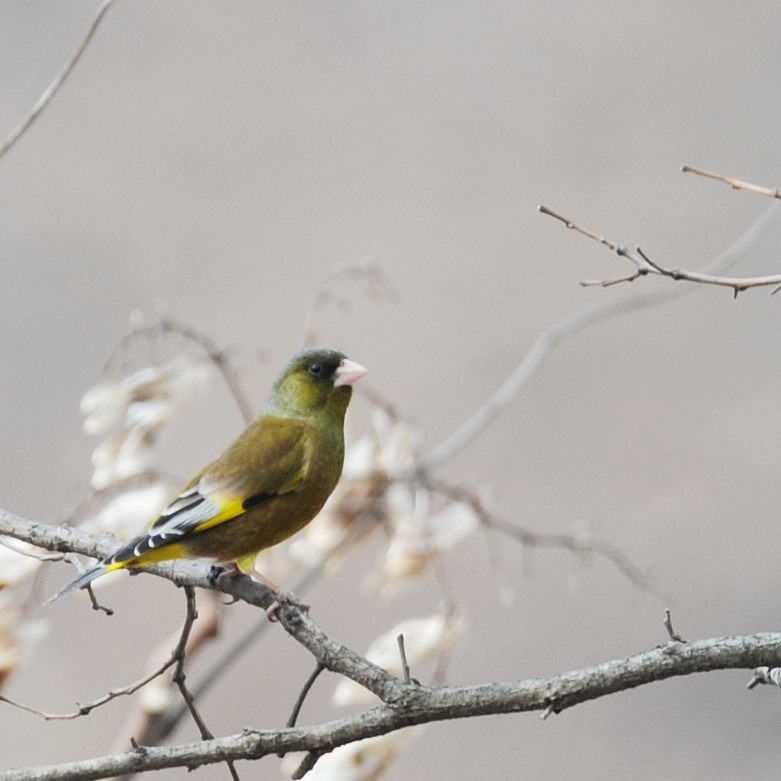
[48,347,367,604]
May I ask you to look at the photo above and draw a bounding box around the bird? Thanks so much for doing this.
[48,347,367,604]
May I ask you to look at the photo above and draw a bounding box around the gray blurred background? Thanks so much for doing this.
[3,1,781,778]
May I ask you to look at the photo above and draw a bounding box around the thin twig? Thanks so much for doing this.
[423,201,778,470]
[112,590,222,780]
[171,587,240,781]
[277,663,328,759]
[0,583,198,721]
[682,165,781,200]
[397,635,412,685]
[663,609,685,643]
[286,663,326,730]
[170,588,211,738]
[86,583,113,615]
[540,202,781,295]
[292,750,323,780]
[0,0,116,161]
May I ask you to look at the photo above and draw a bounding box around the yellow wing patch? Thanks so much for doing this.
[191,496,247,534]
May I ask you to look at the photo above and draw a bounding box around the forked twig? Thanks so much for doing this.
[0,583,200,721]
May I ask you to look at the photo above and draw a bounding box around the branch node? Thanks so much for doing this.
[663,609,686,643]
[129,737,148,756]
[86,583,114,615]
[397,633,413,685]
[541,703,557,720]
[747,666,781,690]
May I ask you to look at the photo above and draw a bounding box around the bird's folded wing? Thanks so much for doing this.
[115,418,310,561]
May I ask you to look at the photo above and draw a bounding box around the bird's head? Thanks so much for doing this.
[271,348,367,422]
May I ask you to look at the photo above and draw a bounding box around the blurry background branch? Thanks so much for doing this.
[0,0,115,161]
[424,198,777,469]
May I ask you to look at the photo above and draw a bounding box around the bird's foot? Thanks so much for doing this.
[208,562,241,587]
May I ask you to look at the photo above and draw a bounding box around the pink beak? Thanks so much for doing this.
[334,358,368,387]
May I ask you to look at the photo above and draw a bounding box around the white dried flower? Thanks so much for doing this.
[375,492,479,599]
[368,407,419,475]
[82,356,211,490]
[332,613,465,707]
[0,541,42,588]
[252,543,301,584]
[341,434,375,480]
[139,676,176,714]
[80,483,171,541]
[90,428,156,490]
[282,729,422,781]
[0,594,46,686]
[287,508,351,569]
[81,357,210,436]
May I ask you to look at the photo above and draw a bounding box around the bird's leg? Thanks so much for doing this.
[253,570,309,621]
[208,561,308,618]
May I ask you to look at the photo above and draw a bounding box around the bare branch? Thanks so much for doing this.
[0,508,401,701]
[0,576,202,721]
[170,588,240,781]
[5,509,781,780]
[4,632,781,781]
[108,590,222,781]
[681,165,781,200]
[423,202,778,470]
[125,509,379,750]
[540,203,781,295]
[85,583,113,616]
[0,0,116,161]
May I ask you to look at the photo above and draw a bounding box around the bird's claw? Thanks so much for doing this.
[264,590,309,621]
[208,563,242,587]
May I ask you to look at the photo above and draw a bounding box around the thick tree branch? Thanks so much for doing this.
[4,632,781,781]
[4,510,781,780]
[0,509,401,703]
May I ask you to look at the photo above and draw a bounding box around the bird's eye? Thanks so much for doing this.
[308,363,323,377]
